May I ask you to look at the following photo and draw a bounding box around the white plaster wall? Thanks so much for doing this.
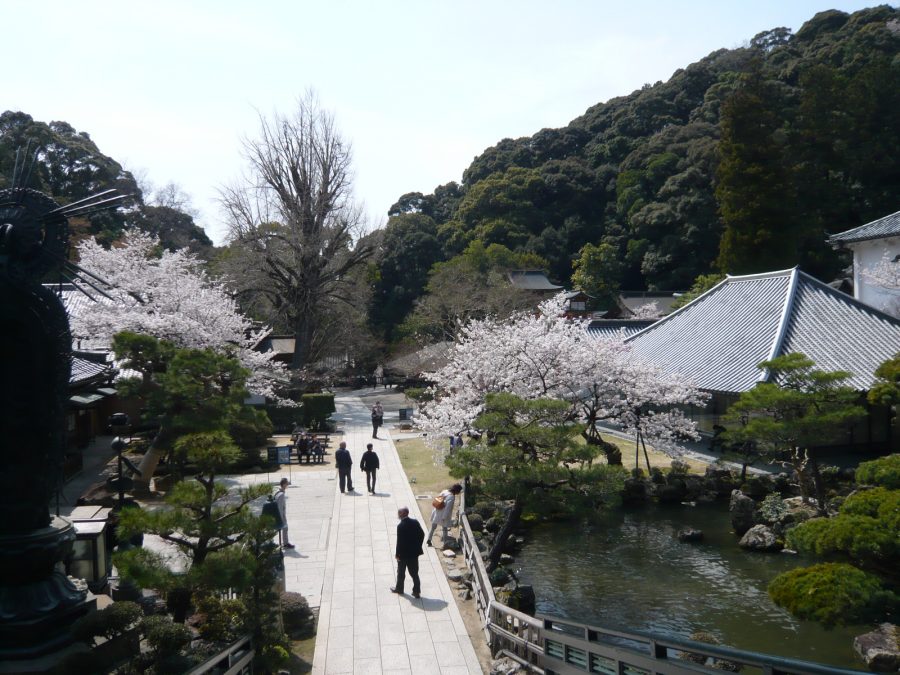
[851,236,899,317]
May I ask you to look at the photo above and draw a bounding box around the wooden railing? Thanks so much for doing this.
[185,635,254,675]
[456,489,867,675]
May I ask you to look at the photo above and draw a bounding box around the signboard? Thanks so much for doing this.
[399,408,415,421]
[267,446,292,465]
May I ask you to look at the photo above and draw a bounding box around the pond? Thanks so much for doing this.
[514,503,866,670]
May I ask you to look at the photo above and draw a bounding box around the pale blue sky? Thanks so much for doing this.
[2,1,884,244]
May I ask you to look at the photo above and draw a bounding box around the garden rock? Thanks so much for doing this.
[442,549,456,558]
[447,569,464,583]
[678,528,704,543]
[500,553,515,565]
[491,655,530,675]
[853,624,899,672]
[496,582,536,616]
[738,525,783,552]
[658,479,688,503]
[621,478,649,505]
[730,490,757,535]
[467,513,484,531]
[484,516,503,533]
[740,475,773,499]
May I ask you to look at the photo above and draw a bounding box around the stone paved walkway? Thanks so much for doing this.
[255,392,483,674]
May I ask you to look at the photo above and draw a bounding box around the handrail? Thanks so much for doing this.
[185,634,254,675]
[456,488,868,675]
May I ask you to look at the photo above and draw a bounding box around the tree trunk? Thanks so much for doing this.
[582,427,622,465]
[291,312,316,370]
[133,426,174,495]
[486,499,523,573]
[806,448,829,516]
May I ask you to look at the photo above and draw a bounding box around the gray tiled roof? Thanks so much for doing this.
[507,270,563,291]
[626,268,900,393]
[588,319,656,340]
[71,356,111,386]
[828,209,900,244]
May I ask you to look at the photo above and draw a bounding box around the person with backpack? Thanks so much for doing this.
[360,443,380,494]
[272,477,294,549]
[427,483,462,547]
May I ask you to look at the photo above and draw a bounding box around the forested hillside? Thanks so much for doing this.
[373,6,899,340]
[0,111,212,254]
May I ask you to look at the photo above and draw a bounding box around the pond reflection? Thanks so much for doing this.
[514,504,865,668]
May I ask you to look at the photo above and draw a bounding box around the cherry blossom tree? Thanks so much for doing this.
[417,294,706,465]
[73,231,285,399]
[74,232,289,491]
[632,301,662,319]
[862,251,900,317]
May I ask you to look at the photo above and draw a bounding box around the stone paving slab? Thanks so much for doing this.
[310,393,483,675]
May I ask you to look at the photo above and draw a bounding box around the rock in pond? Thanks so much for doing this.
[678,528,704,543]
[738,524,783,552]
[853,623,899,672]
[729,489,757,535]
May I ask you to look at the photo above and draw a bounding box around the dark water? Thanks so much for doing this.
[514,504,866,670]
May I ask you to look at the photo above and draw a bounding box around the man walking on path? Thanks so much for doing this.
[334,441,354,493]
[371,401,384,438]
[391,506,425,598]
[360,443,380,494]
[274,477,295,549]
[428,483,462,547]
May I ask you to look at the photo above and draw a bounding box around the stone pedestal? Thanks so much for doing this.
[0,516,96,663]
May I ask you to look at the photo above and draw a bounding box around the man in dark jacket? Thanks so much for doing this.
[334,441,354,493]
[360,443,380,494]
[391,507,425,598]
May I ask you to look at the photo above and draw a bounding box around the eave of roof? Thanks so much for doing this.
[828,209,900,244]
[626,267,900,393]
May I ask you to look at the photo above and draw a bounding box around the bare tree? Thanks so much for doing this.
[219,93,373,368]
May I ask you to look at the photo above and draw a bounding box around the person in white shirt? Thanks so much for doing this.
[427,483,462,547]
[274,477,294,549]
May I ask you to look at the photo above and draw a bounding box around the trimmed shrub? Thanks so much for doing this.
[669,459,690,476]
[141,615,192,658]
[758,494,788,524]
[856,454,900,489]
[229,407,273,451]
[301,393,336,430]
[280,591,314,638]
[768,562,895,627]
[72,600,142,644]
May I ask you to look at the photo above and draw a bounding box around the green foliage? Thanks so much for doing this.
[280,591,315,638]
[855,454,900,490]
[403,387,428,402]
[113,332,253,455]
[228,406,273,466]
[194,595,245,643]
[768,562,894,627]
[670,273,725,309]
[868,354,900,408]
[141,615,193,658]
[758,494,788,524]
[372,5,899,338]
[114,432,273,622]
[301,392,336,430]
[71,601,142,644]
[571,242,623,308]
[448,393,627,512]
[724,353,865,511]
[370,213,443,339]
[398,241,545,342]
[787,513,898,563]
